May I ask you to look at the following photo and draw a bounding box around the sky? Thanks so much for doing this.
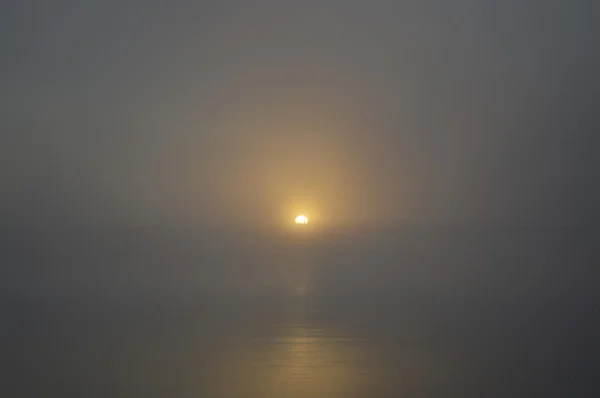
[1,0,598,228]
[2,6,599,395]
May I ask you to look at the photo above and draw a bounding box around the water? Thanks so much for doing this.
[2,226,599,397]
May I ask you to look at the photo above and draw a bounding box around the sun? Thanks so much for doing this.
[295,215,308,225]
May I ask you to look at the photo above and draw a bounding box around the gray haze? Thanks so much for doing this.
[2,0,598,227]
[2,3,600,397]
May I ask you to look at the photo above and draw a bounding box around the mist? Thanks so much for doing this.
[2,2,599,396]
[2,0,598,228]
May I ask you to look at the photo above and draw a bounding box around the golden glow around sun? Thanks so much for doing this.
[295,215,308,224]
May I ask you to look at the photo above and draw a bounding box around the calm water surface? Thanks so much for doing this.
[2,226,599,397]
[5,293,598,398]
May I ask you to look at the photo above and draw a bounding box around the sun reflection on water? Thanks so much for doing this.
[209,322,379,398]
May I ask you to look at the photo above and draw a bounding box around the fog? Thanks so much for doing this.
[1,2,599,396]
[2,0,598,228]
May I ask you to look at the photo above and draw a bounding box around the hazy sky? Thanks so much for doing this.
[2,0,598,227]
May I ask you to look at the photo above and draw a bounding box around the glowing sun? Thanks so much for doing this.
[295,215,308,225]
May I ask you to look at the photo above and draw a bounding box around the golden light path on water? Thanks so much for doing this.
[206,323,400,398]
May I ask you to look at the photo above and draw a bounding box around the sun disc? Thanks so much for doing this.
[295,215,308,224]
